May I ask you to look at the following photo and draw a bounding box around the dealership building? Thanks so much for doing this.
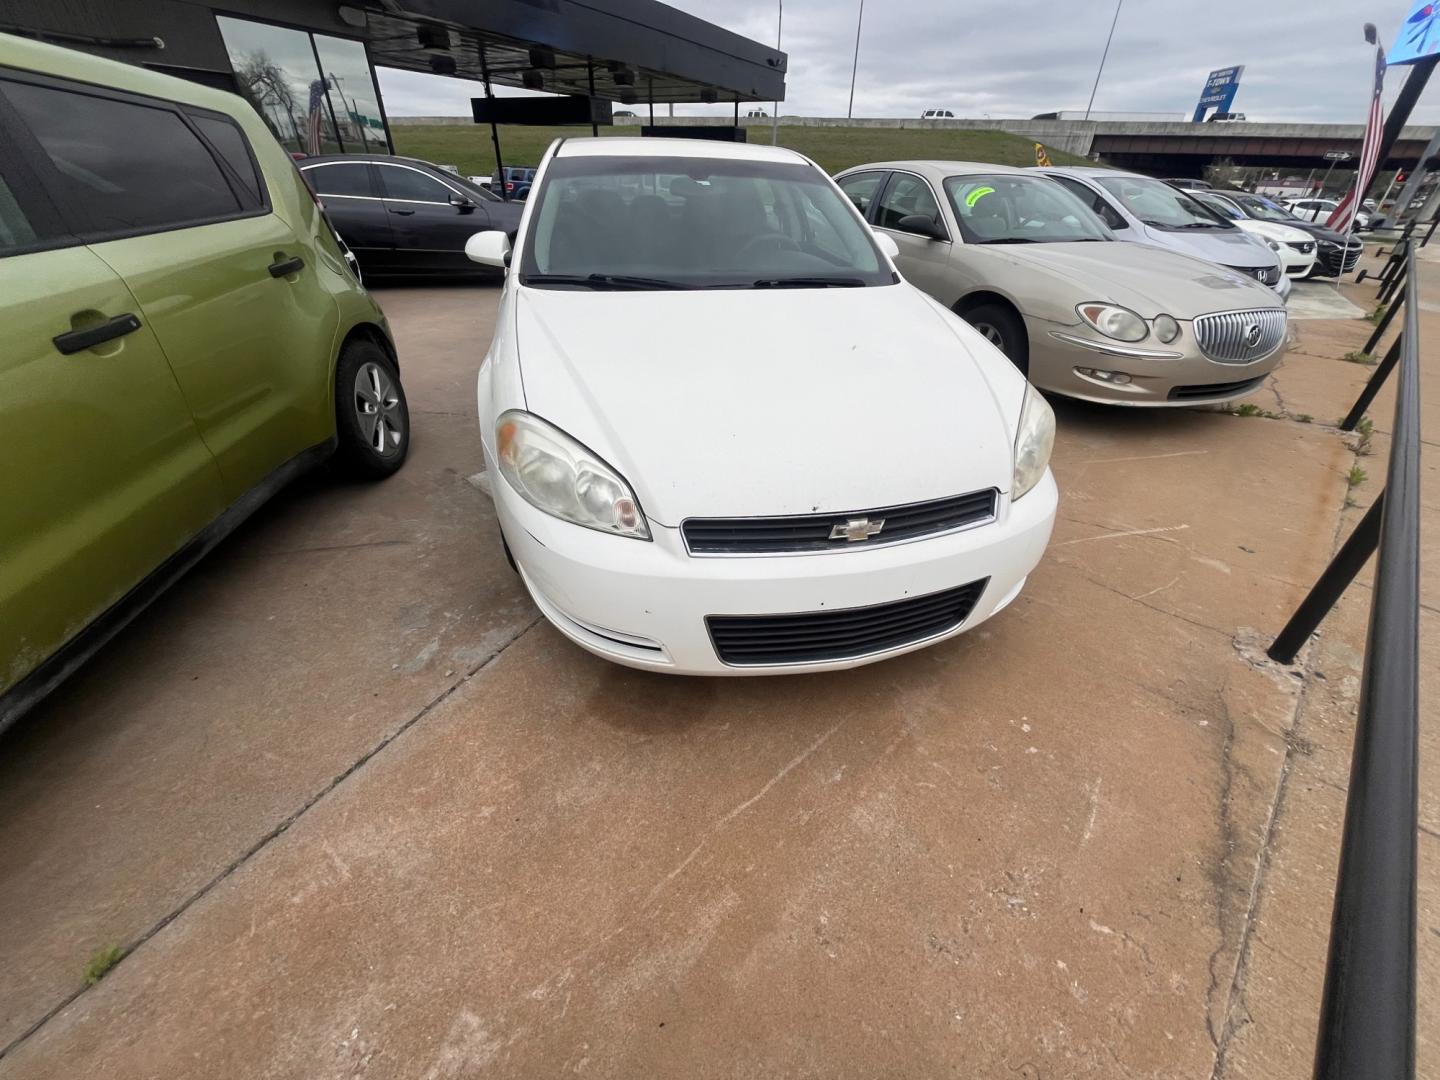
[0,0,786,156]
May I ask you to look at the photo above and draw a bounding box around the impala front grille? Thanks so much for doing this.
[682,490,998,555]
[1192,308,1287,364]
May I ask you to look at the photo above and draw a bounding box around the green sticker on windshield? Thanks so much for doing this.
[965,186,995,209]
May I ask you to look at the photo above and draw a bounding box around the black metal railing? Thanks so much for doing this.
[1265,245,1422,1079]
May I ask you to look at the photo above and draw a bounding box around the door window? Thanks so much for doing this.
[1,80,244,236]
[189,113,264,206]
[1048,175,1127,229]
[307,162,375,197]
[378,166,453,203]
[837,171,883,217]
[875,173,944,235]
[0,176,39,253]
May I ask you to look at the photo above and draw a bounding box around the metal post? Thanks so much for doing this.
[1311,251,1420,1080]
[1084,0,1124,121]
[1362,290,1402,353]
[1388,131,1440,225]
[1267,494,1384,664]
[1425,215,1440,247]
[771,0,782,146]
[648,77,654,127]
[478,47,507,201]
[1319,158,1339,198]
[1343,332,1404,431]
[846,0,864,120]
[587,59,598,137]
[1380,262,1409,306]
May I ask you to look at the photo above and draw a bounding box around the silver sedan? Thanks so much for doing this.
[834,160,1288,406]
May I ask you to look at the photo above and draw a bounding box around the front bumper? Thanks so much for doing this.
[1026,316,1285,407]
[496,472,1058,675]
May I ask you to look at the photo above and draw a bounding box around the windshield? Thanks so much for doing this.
[1096,175,1235,231]
[1231,193,1301,223]
[445,173,500,202]
[942,173,1112,244]
[1191,192,1244,220]
[518,155,892,289]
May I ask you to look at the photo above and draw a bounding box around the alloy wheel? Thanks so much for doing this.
[354,362,405,457]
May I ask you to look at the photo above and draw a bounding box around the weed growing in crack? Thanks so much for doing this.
[1347,465,1368,488]
[84,944,123,985]
[1342,350,1377,365]
[1295,413,1314,423]
[1366,304,1388,325]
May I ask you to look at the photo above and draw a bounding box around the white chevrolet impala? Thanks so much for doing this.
[469,138,1058,675]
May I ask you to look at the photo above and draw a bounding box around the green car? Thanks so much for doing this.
[0,34,410,730]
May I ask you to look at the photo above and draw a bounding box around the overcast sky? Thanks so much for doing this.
[377,0,1437,125]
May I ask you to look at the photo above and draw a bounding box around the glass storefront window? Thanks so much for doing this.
[313,35,389,154]
[217,15,342,156]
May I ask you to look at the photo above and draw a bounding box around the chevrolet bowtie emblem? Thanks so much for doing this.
[830,516,885,542]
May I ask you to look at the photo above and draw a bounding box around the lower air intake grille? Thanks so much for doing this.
[707,579,988,666]
[1167,376,1267,402]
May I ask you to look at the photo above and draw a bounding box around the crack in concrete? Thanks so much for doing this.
[0,614,545,1064]
[1205,422,1367,1080]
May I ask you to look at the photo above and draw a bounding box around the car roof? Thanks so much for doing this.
[554,137,809,165]
[0,31,249,118]
[299,153,440,169]
[838,160,1029,179]
[1036,165,1121,177]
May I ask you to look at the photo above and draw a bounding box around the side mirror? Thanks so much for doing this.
[465,230,511,268]
[896,214,947,241]
[870,230,900,259]
[450,194,476,213]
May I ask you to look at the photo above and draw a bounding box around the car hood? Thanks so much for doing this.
[512,284,1021,525]
[987,242,1281,316]
[1283,220,1355,245]
[1137,224,1274,268]
[1236,219,1313,244]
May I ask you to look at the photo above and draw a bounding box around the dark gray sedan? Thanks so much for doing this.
[300,154,524,277]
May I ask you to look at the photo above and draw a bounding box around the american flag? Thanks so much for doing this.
[1326,44,1386,235]
[306,79,327,156]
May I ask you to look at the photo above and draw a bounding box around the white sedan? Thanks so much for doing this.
[469,137,1058,675]
[1286,197,1371,230]
[1188,189,1318,280]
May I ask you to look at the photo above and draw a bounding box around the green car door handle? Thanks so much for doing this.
[268,255,305,278]
[52,313,143,355]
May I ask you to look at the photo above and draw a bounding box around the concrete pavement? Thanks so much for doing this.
[0,267,1432,1077]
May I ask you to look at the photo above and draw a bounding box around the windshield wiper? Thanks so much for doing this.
[522,273,691,290]
[749,276,867,288]
[976,237,1037,244]
[1176,221,1224,229]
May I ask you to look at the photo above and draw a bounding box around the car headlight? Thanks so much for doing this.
[1012,384,1055,501]
[1076,302,1149,342]
[1153,313,1181,343]
[1266,239,1281,251]
[495,410,650,539]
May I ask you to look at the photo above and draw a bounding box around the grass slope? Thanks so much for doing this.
[391,124,1090,177]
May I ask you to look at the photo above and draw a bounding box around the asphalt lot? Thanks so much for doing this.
[0,270,1434,1078]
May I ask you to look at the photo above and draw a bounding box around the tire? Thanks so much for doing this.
[334,338,410,480]
[500,533,518,573]
[962,302,1029,377]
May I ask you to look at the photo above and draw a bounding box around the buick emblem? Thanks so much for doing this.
[1244,323,1263,348]
[830,516,885,542]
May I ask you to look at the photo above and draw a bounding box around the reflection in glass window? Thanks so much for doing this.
[217,16,340,156]
[313,35,389,154]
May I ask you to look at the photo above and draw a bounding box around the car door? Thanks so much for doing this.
[0,115,226,700]
[871,171,955,298]
[303,160,394,271]
[1,74,342,503]
[836,170,886,219]
[375,162,490,272]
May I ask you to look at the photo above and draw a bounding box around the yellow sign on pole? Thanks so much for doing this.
[1034,142,1053,167]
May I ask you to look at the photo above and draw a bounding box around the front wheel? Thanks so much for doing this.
[962,303,1029,377]
[334,339,410,480]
